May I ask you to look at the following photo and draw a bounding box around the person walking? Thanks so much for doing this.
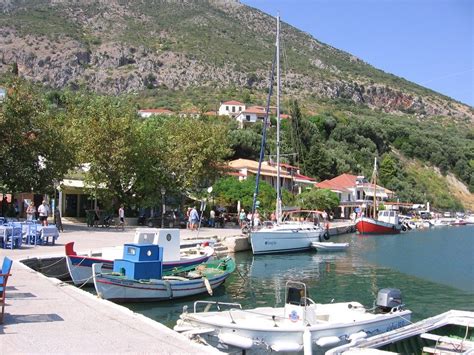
[54,207,63,232]
[38,200,50,226]
[190,206,199,231]
[26,201,36,221]
[118,204,125,231]
[186,207,192,229]
[239,209,246,227]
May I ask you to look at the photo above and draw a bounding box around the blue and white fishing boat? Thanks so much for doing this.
[66,228,214,285]
[92,243,234,302]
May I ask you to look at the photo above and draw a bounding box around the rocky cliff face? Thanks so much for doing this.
[0,0,472,120]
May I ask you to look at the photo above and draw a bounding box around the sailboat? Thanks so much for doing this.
[249,16,324,255]
[355,158,401,234]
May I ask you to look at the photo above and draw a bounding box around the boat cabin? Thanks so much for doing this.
[378,210,399,225]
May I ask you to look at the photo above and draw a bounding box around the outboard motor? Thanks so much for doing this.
[375,288,403,313]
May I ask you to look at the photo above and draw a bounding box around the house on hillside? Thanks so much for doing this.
[218,100,245,116]
[316,173,395,218]
[138,108,174,118]
[178,108,200,118]
[235,106,267,127]
[228,158,316,194]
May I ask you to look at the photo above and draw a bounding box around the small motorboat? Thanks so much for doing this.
[175,281,412,353]
[311,241,349,252]
[92,243,235,302]
[66,228,214,286]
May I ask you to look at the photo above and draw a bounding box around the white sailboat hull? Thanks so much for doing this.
[250,224,323,255]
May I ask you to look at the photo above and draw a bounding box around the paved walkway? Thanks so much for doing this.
[0,223,239,354]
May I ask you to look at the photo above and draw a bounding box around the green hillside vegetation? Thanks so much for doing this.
[0,77,471,210]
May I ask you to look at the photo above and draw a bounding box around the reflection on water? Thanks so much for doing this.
[126,226,474,328]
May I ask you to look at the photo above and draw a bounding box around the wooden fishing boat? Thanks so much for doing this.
[65,228,214,286]
[92,243,234,302]
[355,159,401,235]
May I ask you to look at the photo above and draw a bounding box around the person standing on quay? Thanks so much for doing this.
[38,200,49,226]
[26,201,36,221]
[209,208,215,228]
[118,204,125,231]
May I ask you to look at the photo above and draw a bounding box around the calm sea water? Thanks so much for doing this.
[121,225,474,328]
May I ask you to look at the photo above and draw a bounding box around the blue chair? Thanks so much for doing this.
[1,257,13,323]
[3,223,22,249]
[23,222,40,245]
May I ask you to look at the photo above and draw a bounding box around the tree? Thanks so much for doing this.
[64,93,145,207]
[379,154,398,186]
[296,188,339,211]
[0,79,75,194]
[212,176,276,214]
[228,128,262,160]
[151,116,232,194]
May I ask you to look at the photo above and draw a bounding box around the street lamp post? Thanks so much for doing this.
[161,188,166,228]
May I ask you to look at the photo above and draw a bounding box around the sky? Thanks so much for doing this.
[241,0,473,107]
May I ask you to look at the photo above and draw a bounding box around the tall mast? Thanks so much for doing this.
[275,14,282,223]
[373,157,377,219]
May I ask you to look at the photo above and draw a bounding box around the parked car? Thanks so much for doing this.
[146,211,187,229]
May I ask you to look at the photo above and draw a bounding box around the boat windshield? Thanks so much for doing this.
[282,210,321,225]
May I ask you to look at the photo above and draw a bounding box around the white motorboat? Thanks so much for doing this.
[175,281,412,353]
[311,241,349,252]
[431,219,452,227]
[327,310,474,354]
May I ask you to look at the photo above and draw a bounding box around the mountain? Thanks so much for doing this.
[0,0,472,120]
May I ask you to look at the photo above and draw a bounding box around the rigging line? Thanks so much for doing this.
[251,47,277,226]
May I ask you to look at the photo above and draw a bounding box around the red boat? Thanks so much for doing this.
[355,158,402,235]
[356,216,401,234]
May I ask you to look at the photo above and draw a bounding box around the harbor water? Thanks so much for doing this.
[122,225,474,328]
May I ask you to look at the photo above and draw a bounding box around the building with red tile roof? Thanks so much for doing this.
[228,158,316,194]
[316,173,395,218]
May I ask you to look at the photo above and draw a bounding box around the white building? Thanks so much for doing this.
[228,158,316,194]
[138,108,174,118]
[235,106,267,127]
[218,100,245,116]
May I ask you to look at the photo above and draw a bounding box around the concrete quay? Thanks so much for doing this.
[0,221,353,353]
[0,223,240,354]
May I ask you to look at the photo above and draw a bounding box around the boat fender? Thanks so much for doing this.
[348,331,367,342]
[271,342,303,352]
[323,231,330,240]
[401,224,407,232]
[218,333,253,349]
[203,277,213,296]
[164,280,173,299]
[315,336,341,347]
[303,328,312,355]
